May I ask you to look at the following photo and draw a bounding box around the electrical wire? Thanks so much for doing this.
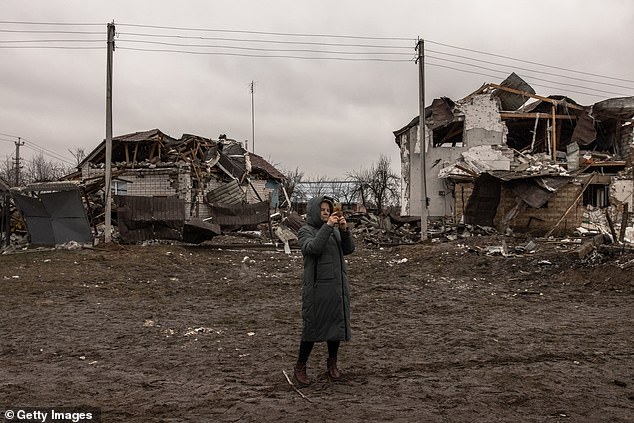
[0,21,104,26]
[427,48,634,92]
[0,29,102,35]
[427,39,634,84]
[118,31,412,49]
[117,38,412,57]
[2,21,631,93]
[117,22,414,41]
[427,54,632,97]
[426,61,622,99]
[0,39,103,44]
[21,144,75,166]
[22,141,74,165]
[117,46,412,62]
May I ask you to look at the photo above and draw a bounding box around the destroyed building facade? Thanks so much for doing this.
[395,73,634,237]
[70,129,286,242]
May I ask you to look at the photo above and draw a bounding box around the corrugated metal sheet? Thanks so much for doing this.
[207,201,270,231]
[115,195,185,243]
[13,189,93,246]
[206,180,245,204]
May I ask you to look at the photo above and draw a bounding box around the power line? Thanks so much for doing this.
[118,31,413,49]
[0,45,104,50]
[23,140,74,163]
[117,46,412,62]
[1,20,632,100]
[427,39,634,84]
[426,61,623,100]
[0,20,103,26]
[427,48,634,91]
[0,29,102,35]
[117,38,412,57]
[21,143,75,166]
[118,22,414,41]
[427,54,633,97]
[0,39,103,44]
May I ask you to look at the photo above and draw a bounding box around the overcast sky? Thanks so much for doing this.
[1,0,633,180]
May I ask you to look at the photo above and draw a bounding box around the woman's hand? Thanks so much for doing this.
[327,215,340,227]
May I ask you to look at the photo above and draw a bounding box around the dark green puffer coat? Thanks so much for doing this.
[298,196,355,342]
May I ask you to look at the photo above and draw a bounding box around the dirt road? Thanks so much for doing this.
[1,236,633,422]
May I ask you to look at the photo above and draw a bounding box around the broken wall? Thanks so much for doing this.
[610,178,634,208]
[455,178,587,235]
[495,181,586,235]
[460,95,507,146]
[416,94,507,218]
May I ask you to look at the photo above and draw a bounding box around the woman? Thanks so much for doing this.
[293,195,355,386]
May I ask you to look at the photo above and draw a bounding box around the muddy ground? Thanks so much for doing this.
[1,234,633,422]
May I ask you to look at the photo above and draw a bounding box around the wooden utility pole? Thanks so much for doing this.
[250,81,255,153]
[416,39,428,239]
[14,137,24,186]
[104,22,115,243]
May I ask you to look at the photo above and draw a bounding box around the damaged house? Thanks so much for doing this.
[72,129,286,243]
[394,73,634,238]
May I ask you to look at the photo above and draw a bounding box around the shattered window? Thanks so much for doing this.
[112,180,128,196]
[583,184,609,207]
[433,121,464,147]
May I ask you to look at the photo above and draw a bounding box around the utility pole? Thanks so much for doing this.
[250,81,255,153]
[104,22,115,243]
[14,137,24,186]
[416,38,428,240]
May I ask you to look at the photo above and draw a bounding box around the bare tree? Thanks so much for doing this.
[0,155,14,185]
[349,154,400,212]
[68,147,86,167]
[23,152,66,184]
[282,167,304,203]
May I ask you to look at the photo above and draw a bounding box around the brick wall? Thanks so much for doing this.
[495,182,585,235]
[454,179,585,235]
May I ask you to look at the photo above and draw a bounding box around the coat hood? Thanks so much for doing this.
[306,196,333,228]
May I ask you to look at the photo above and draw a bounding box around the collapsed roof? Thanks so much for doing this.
[78,129,285,183]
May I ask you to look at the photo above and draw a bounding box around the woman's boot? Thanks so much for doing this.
[294,361,311,387]
[327,357,341,380]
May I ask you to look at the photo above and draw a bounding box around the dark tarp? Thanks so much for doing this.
[493,72,535,111]
[13,189,93,246]
[206,201,270,231]
[571,110,597,146]
[182,218,221,244]
[430,97,456,130]
[115,195,185,243]
[508,176,570,208]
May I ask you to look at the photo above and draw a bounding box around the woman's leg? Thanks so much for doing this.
[298,340,315,363]
[294,340,314,386]
[326,341,342,380]
[327,340,340,359]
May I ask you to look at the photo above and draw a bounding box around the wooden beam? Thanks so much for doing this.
[500,112,577,119]
[489,83,585,111]
[124,143,130,164]
[552,105,557,161]
[132,143,139,167]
